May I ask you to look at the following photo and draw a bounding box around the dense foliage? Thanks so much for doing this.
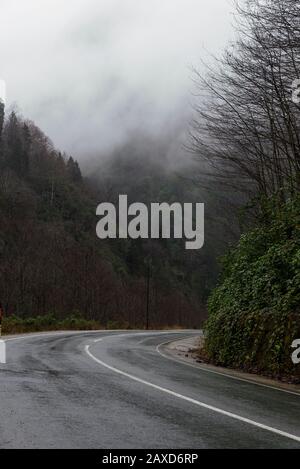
[205,196,300,379]
[3,314,102,335]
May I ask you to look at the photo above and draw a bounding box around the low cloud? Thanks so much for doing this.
[0,0,233,161]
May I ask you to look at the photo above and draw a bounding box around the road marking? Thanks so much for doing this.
[3,330,194,343]
[4,330,299,397]
[85,343,300,444]
[4,331,105,342]
[3,329,300,443]
[156,339,300,397]
[136,333,184,346]
[94,332,188,346]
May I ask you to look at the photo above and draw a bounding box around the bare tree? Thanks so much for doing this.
[191,0,300,202]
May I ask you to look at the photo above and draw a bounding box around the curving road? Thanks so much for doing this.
[0,330,300,449]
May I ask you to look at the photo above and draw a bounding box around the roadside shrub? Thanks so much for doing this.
[205,195,300,380]
[2,313,103,335]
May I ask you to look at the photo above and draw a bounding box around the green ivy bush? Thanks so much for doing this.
[205,195,300,380]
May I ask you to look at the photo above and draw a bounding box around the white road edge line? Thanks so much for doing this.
[85,343,300,444]
[5,330,299,398]
[3,330,193,343]
[156,338,300,398]
[4,331,104,342]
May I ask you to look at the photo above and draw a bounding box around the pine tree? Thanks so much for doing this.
[6,112,30,176]
[67,156,82,183]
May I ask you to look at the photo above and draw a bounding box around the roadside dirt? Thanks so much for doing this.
[164,335,300,395]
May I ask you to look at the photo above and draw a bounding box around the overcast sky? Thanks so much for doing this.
[0,0,234,162]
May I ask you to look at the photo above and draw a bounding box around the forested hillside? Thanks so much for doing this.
[0,103,211,330]
[89,136,239,301]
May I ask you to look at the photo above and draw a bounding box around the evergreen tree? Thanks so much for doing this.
[67,156,82,183]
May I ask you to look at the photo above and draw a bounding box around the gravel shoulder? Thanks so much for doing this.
[163,335,300,395]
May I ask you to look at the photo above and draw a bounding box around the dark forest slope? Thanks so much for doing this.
[0,104,208,328]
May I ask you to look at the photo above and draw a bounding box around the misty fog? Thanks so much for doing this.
[0,0,234,166]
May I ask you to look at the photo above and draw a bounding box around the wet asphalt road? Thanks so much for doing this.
[0,330,300,449]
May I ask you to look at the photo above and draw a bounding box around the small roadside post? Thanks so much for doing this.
[0,303,6,364]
